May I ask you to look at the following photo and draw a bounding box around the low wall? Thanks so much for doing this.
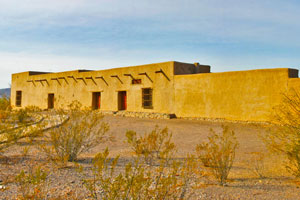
[174,68,291,122]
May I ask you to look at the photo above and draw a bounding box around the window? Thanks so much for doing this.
[16,91,22,107]
[132,79,142,84]
[142,88,153,109]
[48,93,54,109]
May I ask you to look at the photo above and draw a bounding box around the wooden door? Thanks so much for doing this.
[118,91,127,110]
[123,92,127,110]
[92,92,101,109]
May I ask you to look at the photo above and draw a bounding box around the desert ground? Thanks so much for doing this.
[1,115,300,199]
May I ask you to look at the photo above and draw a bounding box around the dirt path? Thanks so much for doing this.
[92,115,268,159]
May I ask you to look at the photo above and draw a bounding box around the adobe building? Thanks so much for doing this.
[10,61,300,122]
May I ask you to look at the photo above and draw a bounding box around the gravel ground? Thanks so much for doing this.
[1,115,300,199]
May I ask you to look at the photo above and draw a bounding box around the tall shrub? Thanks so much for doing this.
[40,103,110,163]
[265,89,300,177]
[196,125,238,185]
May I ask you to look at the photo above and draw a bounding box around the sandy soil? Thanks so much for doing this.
[1,115,300,199]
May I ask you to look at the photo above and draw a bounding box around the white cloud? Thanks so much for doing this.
[1,0,299,45]
[0,51,108,88]
[0,0,300,88]
[0,0,298,26]
[0,49,176,88]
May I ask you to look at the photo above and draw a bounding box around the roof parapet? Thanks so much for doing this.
[288,68,299,78]
[28,71,52,76]
[194,62,211,73]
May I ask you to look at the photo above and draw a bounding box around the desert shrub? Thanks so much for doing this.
[0,115,28,154]
[247,152,267,179]
[24,105,42,113]
[40,106,110,164]
[0,124,43,156]
[15,166,48,199]
[196,125,239,186]
[126,126,175,165]
[264,89,300,177]
[0,124,18,154]
[83,149,200,199]
[83,127,202,199]
[15,164,83,200]
[0,95,11,122]
[0,108,45,155]
[0,95,11,111]
[16,109,30,123]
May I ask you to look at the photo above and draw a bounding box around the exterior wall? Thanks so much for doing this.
[174,68,293,122]
[288,77,300,92]
[11,60,300,122]
[11,61,177,113]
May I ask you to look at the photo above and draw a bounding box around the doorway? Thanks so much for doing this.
[48,93,54,109]
[92,92,101,110]
[118,91,127,110]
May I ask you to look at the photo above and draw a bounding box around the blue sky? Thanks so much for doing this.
[0,0,300,88]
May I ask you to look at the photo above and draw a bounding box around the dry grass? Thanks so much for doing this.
[1,111,300,199]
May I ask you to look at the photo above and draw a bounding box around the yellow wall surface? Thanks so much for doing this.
[11,61,300,122]
[174,68,293,122]
[288,78,300,92]
[11,61,176,113]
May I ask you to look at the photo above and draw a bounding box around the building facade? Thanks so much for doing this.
[10,61,300,122]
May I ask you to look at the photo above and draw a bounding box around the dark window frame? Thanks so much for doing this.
[48,93,55,109]
[16,91,22,107]
[142,88,153,109]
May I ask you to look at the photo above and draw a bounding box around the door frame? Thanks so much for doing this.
[118,91,127,110]
[92,92,101,110]
[48,93,55,109]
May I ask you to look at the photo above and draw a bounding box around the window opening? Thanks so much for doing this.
[92,92,101,109]
[118,91,127,110]
[142,88,153,109]
[16,91,22,107]
[132,79,142,84]
[48,93,54,109]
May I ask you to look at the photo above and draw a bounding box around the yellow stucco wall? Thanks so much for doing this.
[174,68,293,122]
[11,61,300,122]
[288,78,300,92]
[11,61,176,113]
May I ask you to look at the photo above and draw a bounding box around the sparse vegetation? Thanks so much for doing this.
[15,166,48,200]
[126,126,175,165]
[247,152,267,179]
[264,89,300,177]
[0,95,11,111]
[196,126,239,185]
[83,126,202,199]
[39,103,110,164]
[16,109,30,124]
[0,107,41,155]
[1,104,299,199]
